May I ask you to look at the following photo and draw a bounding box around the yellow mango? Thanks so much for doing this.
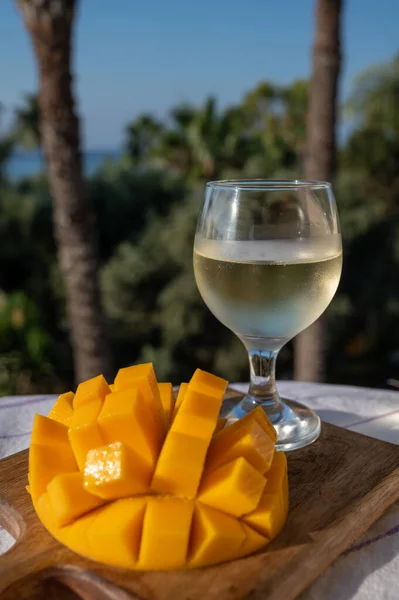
[47,472,104,527]
[114,363,166,435]
[29,365,288,571]
[34,491,69,545]
[206,413,275,474]
[65,509,104,562]
[31,414,70,448]
[98,388,161,468]
[84,441,152,499]
[199,457,266,517]
[189,503,245,567]
[238,522,269,557]
[243,489,287,539]
[152,370,227,498]
[158,382,174,425]
[172,411,217,441]
[139,497,194,570]
[68,396,106,471]
[70,397,103,428]
[29,443,77,501]
[263,451,287,492]
[87,498,147,568]
[172,382,188,420]
[48,392,74,426]
[214,417,227,434]
[223,406,277,444]
[151,432,209,497]
[190,368,228,398]
[73,374,110,409]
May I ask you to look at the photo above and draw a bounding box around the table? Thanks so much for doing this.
[1,381,399,600]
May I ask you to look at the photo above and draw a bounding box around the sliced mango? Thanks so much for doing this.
[29,365,288,571]
[48,392,74,427]
[87,498,147,568]
[47,472,105,527]
[206,411,275,474]
[189,503,245,567]
[98,388,161,468]
[151,432,209,497]
[172,382,188,420]
[238,522,269,557]
[139,497,194,570]
[224,406,277,443]
[114,363,166,435]
[29,443,77,500]
[73,374,110,409]
[31,414,70,448]
[158,382,174,425]
[243,452,288,539]
[199,457,266,517]
[214,417,227,434]
[68,396,105,471]
[84,441,152,499]
[152,369,227,498]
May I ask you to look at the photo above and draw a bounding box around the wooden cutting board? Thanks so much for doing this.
[1,395,399,600]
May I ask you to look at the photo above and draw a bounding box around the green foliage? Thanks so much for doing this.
[2,56,399,393]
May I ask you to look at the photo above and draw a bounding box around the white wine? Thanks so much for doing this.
[194,237,342,340]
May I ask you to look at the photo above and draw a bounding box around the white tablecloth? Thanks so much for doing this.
[1,381,399,600]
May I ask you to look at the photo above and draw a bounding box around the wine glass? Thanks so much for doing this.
[193,180,342,451]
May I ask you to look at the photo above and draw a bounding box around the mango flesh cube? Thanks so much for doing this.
[47,472,105,527]
[264,451,287,492]
[238,523,269,558]
[29,443,78,500]
[69,422,104,472]
[87,498,147,568]
[206,418,274,474]
[34,491,68,545]
[65,509,104,562]
[114,363,166,435]
[73,374,110,409]
[158,382,174,425]
[31,414,70,448]
[189,368,228,398]
[243,489,287,539]
[151,432,209,497]
[172,382,188,420]
[224,406,277,444]
[84,441,151,499]
[199,457,266,517]
[98,388,161,468]
[189,503,245,567]
[152,370,227,498]
[139,497,194,570]
[48,392,74,427]
[172,411,217,441]
[70,397,103,428]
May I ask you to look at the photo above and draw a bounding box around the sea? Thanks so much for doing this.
[5,149,121,180]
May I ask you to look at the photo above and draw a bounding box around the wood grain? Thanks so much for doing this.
[1,395,399,600]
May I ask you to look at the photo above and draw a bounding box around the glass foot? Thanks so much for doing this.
[224,395,321,452]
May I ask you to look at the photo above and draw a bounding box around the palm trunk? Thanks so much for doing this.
[16,0,113,383]
[294,0,343,382]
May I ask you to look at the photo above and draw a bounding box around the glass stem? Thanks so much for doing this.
[247,348,279,405]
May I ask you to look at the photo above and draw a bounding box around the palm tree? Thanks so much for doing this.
[16,0,113,382]
[294,0,343,382]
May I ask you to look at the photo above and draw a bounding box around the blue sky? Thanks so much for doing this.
[1,0,398,149]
